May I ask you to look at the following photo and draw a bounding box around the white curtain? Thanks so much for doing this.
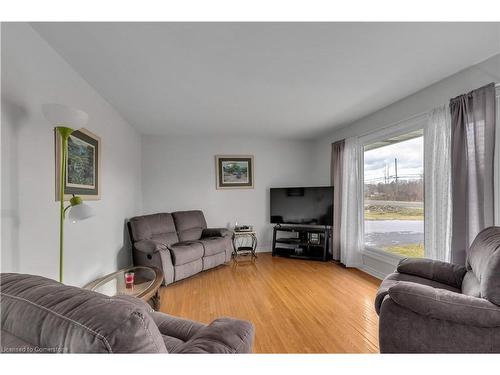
[340,136,363,267]
[424,105,452,262]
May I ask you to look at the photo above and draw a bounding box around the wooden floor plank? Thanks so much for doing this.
[160,252,381,353]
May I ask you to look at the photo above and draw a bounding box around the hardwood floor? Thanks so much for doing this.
[159,253,381,353]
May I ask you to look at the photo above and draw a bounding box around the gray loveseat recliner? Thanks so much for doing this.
[375,226,500,353]
[0,273,254,353]
[128,210,233,285]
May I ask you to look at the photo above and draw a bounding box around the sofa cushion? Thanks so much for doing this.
[375,272,460,315]
[461,271,481,298]
[198,237,229,257]
[170,242,204,265]
[172,210,207,242]
[388,281,500,328]
[151,233,179,247]
[129,213,178,244]
[466,226,500,305]
[0,273,167,353]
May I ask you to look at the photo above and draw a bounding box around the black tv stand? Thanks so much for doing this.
[272,225,330,261]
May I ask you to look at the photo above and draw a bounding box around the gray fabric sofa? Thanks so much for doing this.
[128,210,233,285]
[0,273,254,353]
[375,226,500,353]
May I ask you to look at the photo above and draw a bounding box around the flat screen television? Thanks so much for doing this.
[270,186,333,226]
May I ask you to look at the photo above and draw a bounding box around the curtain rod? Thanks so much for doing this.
[351,82,499,141]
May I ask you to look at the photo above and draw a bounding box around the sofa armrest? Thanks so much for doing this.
[201,228,232,238]
[388,281,500,328]
[133,239,168,254]
[150,312,205,342]
[174,317,255,353]
[397,257,467,288]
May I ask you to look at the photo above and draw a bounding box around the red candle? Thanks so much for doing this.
[124,271,134,289]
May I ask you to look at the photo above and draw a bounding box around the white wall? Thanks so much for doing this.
[310,53,500,279]
[141,135,314,250]
[1,23,143,286]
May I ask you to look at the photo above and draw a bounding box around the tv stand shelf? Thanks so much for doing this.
[272,225,330,262]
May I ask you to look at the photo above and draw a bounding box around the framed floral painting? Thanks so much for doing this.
[55,128,101,200]
[215,155,254,189]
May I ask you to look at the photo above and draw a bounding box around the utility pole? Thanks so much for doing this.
[394,158,398,200]
[394,158,398,182]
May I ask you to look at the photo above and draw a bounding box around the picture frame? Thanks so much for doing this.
[215,155,254,189]
[55,128,101,201]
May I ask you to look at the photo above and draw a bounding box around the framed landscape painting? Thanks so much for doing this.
[215,155,254,189]
[55,128,101,200]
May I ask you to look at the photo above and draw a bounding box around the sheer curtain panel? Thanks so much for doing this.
[340,137,363,267]
[424,105,452,261]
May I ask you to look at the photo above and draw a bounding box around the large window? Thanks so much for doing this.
[363,130,424,258]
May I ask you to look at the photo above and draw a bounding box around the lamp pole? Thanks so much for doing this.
[57,126,74,283]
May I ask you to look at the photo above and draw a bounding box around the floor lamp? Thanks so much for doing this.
[43,104,94,283]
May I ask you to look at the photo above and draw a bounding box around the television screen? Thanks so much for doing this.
[270,186,333,226]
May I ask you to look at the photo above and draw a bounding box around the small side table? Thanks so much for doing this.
[232,230,258,259]
[83,266,163,311]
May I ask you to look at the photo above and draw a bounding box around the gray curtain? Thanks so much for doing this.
[330,140,345,261]
[450,83,496,265]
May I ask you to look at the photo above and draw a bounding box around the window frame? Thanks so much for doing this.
[358,114,427,262]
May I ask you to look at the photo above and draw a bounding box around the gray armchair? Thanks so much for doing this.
[1,273,254,353]
[375,226,500,353]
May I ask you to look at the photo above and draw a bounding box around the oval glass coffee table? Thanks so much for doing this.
[83,266,163,311]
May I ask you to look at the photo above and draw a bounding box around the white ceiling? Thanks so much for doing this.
[32,22,500,140]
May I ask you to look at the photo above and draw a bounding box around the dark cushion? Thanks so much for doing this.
[198,237,229,256]
[170,242,204,265]
[466,226,500,305]
[397,257,467,289]
[202,228,232,238]
[388,281,500,327]
[172,210,207,242]
[0,273,167,353]
[375,272,460,315]
[129,213,178,244]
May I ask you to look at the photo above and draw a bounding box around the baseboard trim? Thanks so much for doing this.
[358,265,387,280]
